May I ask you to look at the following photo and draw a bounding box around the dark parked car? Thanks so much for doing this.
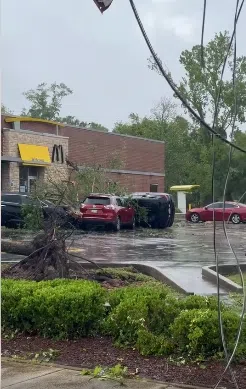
[1,193,78,229]
[129,192,175,229]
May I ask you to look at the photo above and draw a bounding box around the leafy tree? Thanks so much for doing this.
[1,104,13,115]
[21,82,108,131]
[149,31,246,143]
[114,99,193,190]
[88,122,108,132]
[148,31,246,203]
[22,82,73,120]
[58,116,108,131]
[58,115,87,127]
[227,130,246,201]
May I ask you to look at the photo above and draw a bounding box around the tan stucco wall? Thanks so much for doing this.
[1,129,69,192]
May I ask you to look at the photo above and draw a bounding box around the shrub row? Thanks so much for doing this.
[2,279,106,339]
[2,279,246,360]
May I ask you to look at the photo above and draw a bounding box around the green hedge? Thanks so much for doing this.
[2,279,246,360]
[103,284,246,359]
[170,308,246,358]
[2,279,106,339]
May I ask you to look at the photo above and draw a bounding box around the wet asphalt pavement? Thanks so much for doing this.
[69,222,246,294]
[2,222,246,294]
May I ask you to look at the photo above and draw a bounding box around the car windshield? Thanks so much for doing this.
[84,197,111,205]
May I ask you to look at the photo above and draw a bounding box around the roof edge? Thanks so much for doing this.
[65,125,165,144]
[2,128,69,139]
[5,116,65,127]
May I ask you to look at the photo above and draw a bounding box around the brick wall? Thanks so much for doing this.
[1,116,165,174]
[1,129,69,191]
[107,172,164,192]
[1,163,10,191]
[1,162,20,191]
[59,126,165,174]
[1,116,165,193]
[2,129,68,160]
[21,121,58,135]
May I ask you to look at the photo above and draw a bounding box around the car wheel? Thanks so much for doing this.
[113,216,121,232]
[231,213,241,224]
[190,212,200,223]
[129,217,136,230]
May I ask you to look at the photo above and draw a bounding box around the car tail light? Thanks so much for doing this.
[80,204,86,212]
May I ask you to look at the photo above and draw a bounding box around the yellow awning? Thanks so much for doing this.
[18,144,51,166]
[170,185,200,192]
[5,116,65,127]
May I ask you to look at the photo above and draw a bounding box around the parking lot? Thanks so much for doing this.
[70,222,245,263]
[2,222,246,294]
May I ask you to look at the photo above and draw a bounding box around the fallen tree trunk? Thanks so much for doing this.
[1,240,33,256]
[2,232,70,280]
[2,234,105,281]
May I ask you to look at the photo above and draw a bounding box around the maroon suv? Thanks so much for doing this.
[80,194,135,231]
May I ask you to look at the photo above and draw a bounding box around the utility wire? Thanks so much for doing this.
[214,1,246,387]
[211,0,242,385]
[128,0,246,154]
[203,1,244,387]
[128,1,245,387]
[201,0,207,68]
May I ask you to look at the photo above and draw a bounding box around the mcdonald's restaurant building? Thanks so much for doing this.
[1,117,69,193]
[1,115,165,194]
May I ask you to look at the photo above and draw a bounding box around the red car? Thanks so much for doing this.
[80,194,135,231]
[186,201,246,224]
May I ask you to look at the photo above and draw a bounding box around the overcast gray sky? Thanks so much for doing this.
[2,0,245,130]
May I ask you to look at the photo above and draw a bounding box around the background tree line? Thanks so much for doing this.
[2,31,246,204]
[114,31,246,204]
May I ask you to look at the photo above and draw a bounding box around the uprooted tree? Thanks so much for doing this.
[2,158,147,281]
[2,162,93,280]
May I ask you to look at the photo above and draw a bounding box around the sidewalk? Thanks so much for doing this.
[2,361,210,389]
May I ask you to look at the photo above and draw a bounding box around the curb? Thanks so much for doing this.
[1,260,192,295]
[74,262,193,295]
[202,264,246,293]
[1,357,218,389]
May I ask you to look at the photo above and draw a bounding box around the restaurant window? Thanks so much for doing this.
[19,166,39,193]
[150,184,158,193]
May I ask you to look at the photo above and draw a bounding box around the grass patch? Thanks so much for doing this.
[1,264,155,286]
[227,273,246,287]
[94,266,153,282]
[81,363,128,381]
[227,274,246,312]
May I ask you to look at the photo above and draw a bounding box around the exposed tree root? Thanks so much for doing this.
[2,232,113,282]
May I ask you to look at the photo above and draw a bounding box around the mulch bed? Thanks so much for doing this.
[2,334,246,388]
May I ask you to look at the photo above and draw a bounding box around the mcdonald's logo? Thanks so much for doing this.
[52,144,64,163]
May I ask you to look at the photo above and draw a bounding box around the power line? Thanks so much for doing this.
[200,0,207,68]
[127,1,246,388]
[128,0,246,154]
[214,1,246,387]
